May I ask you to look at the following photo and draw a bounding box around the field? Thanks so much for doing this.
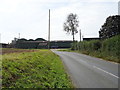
[1,48,37,55]
[1,48,73,88]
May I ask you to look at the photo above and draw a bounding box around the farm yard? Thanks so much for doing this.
[1,48,73,88]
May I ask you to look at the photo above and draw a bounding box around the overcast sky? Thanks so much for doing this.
[0,0,119,43]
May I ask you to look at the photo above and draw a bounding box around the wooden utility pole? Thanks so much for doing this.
[48,9,50,49]
[79,29,81,42]
[18,33,20,39]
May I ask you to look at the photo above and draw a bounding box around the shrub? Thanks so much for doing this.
[71,35,120,63]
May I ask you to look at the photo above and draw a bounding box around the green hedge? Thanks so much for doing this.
[71,35,120,63]
[71,40,102,52]
[101,35,120,59]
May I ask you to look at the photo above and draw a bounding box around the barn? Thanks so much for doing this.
[0,43,8,48]
[11,38,72,49]
[83,38,100,41]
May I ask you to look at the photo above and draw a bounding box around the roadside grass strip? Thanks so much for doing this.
[2,49,73,88]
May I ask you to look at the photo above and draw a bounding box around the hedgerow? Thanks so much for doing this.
[71,35,120,63]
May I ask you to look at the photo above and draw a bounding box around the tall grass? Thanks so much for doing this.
[2,49,73,88]
[71,35,120,63]
[0,49,2,89]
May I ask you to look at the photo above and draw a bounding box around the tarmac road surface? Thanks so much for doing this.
[52,50,119,88]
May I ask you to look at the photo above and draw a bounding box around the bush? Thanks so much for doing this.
[71,35,120,63]
[76,40,102,52]
[102,35,120,60]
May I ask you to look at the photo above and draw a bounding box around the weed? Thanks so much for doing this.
[2,49,73,88]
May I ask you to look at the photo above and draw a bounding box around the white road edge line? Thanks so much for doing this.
[93,66,119,79]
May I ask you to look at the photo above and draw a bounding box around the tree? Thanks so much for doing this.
[63,13,79,42]
[99,15,120,39]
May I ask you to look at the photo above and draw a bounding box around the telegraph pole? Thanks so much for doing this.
[48,9,50,49]
[79,29,81,42]
[18,33,20,39]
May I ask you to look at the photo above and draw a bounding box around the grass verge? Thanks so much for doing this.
[2,49,73,88]
[57,49,71,52]
[58,49,119,63]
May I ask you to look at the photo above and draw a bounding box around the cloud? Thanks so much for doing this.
[0,0,118,43]
[50,1,117,39]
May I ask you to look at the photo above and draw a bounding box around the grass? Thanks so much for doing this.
[2,49,73,88]
[58,49,120,63]
[1,48,38,55]
[80,50,120,63]
[57,49,71,52]
[0,48,1,89]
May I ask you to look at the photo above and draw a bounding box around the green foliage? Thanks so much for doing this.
[57,49,71,52]
[99,15,120,39]
[0,54,1,89]
[64,13,79,42]
[71,40,101,52]
[71,35,120,63]
[2,49,73,88]
[101,35,120,62]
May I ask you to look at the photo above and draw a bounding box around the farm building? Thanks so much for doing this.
[11,38,72,49]
[13,38,47,49]
[50,40,72,48]
[83,38,100,41]
[0,43,8,48]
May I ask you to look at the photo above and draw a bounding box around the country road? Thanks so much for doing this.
[51,50,119,88]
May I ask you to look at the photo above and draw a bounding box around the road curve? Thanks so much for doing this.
[51,50,119,88]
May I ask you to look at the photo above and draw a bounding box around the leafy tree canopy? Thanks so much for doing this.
[99,15,120,39]
[64,13,79,42]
